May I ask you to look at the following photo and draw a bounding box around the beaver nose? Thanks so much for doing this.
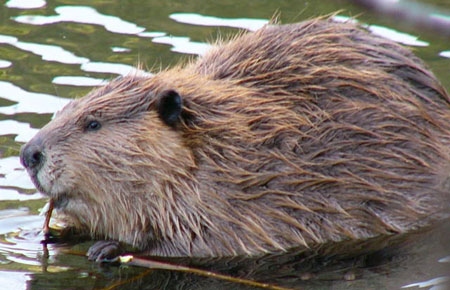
[20,137,44,170]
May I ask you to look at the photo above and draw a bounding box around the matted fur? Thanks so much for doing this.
[23,17,450,257]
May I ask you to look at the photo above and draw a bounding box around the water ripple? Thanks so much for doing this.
[0,60,12,68]
[0,81,69,115]
[152,36,211,55]
[332,15,429,47]
[14,6,145,35]
[439,51,450,58]
[52,76,105,87]
[0,156,35,189]
[0,120,39,143]
[170,13,269,31]
[5,0,46,9]
[0,34,88,65]
[0,271,29,290]
[81,62,151,76]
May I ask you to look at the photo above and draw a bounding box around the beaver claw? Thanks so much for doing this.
[87,240,122,263]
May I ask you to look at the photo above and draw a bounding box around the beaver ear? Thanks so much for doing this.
[157,90,183,127]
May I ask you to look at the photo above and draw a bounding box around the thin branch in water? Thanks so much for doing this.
[120,255,298,290]
[43,199,54,237]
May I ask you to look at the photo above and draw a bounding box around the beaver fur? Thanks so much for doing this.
[21,17,450,258]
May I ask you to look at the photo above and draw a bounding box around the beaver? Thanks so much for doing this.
[20,17,450,260]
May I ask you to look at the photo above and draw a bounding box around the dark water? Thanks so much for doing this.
[0,0,449,289]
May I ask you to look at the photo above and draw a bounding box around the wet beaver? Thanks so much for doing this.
[21,17,450,259]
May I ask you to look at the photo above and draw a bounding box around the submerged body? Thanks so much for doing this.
[21,18,449,257]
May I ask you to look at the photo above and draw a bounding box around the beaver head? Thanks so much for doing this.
[20,76,204,251]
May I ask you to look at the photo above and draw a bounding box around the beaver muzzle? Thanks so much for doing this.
[20,136,46,192]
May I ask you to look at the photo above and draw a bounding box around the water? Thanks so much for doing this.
[0,0,449,289]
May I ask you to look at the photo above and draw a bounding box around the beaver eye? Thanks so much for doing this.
[85,120,101,132]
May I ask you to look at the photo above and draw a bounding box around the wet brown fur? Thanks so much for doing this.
[25,17,450,257]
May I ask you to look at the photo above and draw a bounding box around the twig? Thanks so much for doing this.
[43,199,54,237]
[120,255,298,290]
[60,250,298,290]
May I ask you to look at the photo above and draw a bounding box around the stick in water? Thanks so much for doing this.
[119,255,297,290]
[43,199,54,237]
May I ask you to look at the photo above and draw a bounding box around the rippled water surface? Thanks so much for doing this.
[0,0,449,289]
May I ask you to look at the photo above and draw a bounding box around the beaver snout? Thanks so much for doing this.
[20,136,45,173]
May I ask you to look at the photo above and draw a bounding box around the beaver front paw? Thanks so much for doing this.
[87,240,122,263]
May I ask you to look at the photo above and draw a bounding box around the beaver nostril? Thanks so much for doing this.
[20,140,44,170]
[30,151,43,167]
